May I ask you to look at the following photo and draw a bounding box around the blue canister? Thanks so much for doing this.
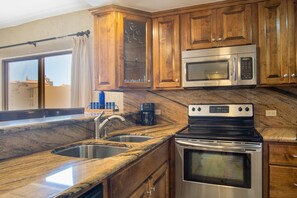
[99,91,105,109]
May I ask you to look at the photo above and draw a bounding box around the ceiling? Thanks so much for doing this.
[0,0,222,29]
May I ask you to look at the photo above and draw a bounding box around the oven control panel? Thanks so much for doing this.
[189,104,253,117]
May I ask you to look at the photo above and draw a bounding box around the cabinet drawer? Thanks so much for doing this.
[270,165,297,198]
[269,144,297,166]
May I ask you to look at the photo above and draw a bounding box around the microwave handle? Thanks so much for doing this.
[233,57,237,81]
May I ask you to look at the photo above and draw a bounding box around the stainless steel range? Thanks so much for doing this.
[175,104,262,198]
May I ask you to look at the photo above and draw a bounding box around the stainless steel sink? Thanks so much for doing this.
[106,135,152,142]
[52,145,128,159]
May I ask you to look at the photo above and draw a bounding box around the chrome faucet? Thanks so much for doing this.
[94,112,126,139]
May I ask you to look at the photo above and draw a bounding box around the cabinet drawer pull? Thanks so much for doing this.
[291,154,297,158]
[291,73,296,78]
[211,38,216,42]
[294,183,297,187]
[283,74,289,78]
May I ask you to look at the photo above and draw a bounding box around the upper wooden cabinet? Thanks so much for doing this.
[91,6,152,90]
[259,0,297,85]
[153,15,181,89]
[181,4,252,50]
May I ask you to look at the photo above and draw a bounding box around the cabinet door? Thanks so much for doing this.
[94,12,117,90]
[130,182,149,198]
[153,15,181,89]
[181,9,216,50]
[216,4,252,47]
[270,165,297,198]
[149,162,169,198]
[118,14,152,88]
[259,0,290,84]
[288,0,297,83]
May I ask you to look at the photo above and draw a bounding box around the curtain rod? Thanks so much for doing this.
[0,30,90,50]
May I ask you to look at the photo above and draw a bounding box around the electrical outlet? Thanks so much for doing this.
[265,110,277,117]
[155,109,162,115]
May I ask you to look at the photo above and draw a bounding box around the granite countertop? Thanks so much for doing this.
[257,127,297,142]
[0,123,186,198]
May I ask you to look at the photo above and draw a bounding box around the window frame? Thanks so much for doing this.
[2,51,72,111]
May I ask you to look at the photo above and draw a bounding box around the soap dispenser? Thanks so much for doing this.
[99,91,105,109]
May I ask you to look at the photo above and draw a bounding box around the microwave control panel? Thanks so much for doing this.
[240,57,253,80]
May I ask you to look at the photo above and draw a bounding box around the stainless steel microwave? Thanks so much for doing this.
[182,45,257,88]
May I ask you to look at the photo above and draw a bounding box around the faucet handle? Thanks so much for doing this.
[94,111,104,121]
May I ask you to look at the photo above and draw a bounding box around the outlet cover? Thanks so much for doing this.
[265,110,277,117]
[155,109,162,115]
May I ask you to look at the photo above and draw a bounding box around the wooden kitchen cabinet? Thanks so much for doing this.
[91,5,152,90]
[263,142,297,198]
[152,15,181,89]
[259,0,297,85]
[130,163,169,198]
[108,141,169,198]
[181,4,252,50]
[148,162,169,198]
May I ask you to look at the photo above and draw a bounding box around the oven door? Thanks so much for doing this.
[182,55,237,87]
[175,138,262,198]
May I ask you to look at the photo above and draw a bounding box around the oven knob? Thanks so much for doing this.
[245,107,250,112]
[238,107,242,112]
[192,107,195,111]
[198,107,201,111]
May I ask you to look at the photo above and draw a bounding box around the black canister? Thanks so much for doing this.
[140,103,155,126]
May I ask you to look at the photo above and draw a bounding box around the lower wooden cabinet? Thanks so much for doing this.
[264,142,297,198]
[130,162,169,198]
[269,166,297,198]
[107,141,169,198]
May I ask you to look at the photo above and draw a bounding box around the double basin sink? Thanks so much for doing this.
[53,135,152,159]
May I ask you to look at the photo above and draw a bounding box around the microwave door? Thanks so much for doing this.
[182,55,234,87]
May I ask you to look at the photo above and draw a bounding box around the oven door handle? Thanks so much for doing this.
[176,140,257,153]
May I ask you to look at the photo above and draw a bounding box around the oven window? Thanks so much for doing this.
[184,149,251,188]
[186,60,229,81]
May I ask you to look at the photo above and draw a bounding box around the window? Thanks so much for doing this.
[2,52,72,110]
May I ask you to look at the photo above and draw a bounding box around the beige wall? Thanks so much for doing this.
[0,10,94,111]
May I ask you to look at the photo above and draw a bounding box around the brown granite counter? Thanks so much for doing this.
[0,123,186,198]
[257,127,297,142]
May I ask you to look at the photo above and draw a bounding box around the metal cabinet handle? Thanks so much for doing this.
[294,183,297,187]
[211,38,216,42]
[175,78,179,82]
[291,154,297,158]
[218,38,222,41]
[291,73,296,78]
[147,79,151,83]
[284,74,289,78]
[233,57,237,81]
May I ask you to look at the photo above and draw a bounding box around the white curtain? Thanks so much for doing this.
[71,37,93,108]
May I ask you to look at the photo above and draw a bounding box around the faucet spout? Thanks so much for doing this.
[94,111,104,139]
[98,115,126,138]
